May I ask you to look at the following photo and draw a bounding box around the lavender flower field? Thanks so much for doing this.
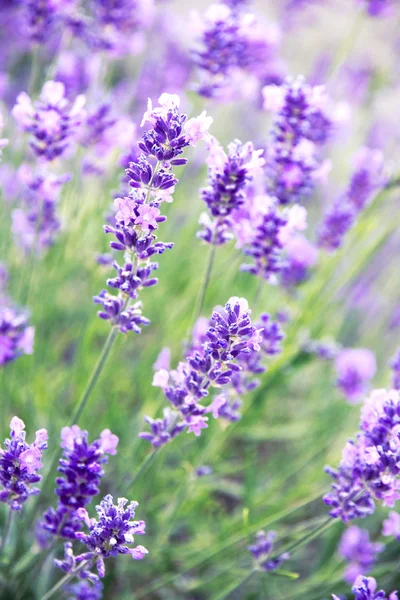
[1,1,400,598]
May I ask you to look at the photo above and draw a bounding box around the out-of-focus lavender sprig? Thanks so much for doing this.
[262,76,332,206]
[54,495,147,584]
[12,80,86,162]
[192,3,282,99]
[333,575,398,600]
[65,580,103,600]
[140,297,284,446]
[338,525,384,584]
[324,388,400,522]
[358,0,395,17]
[40,425,118,542]
[197,136,265,246]
[0,416,47,511]
[318,147,386,251]
[12,0,74,44]
[390,348,400,390]
[248,530,290,572]
[335,348,376,403]
[0,305,35,367]
[11,165,71,254]
[94,93,212,334]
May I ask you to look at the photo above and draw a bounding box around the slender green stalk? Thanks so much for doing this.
[271,517,336,562]
[28,45,40,96]
[123,447,160,493]
[0,509,13,556]
[193,242,217,323]
[214,570,255,600]
[40,560,90,600]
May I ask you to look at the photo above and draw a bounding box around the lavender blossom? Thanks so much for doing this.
[140,297,263,445]
[324,389,400,522]
[41,425,118,541]
[338,526,384,584]
[335,349,376,403]
[281,234,318,287]
[358,0,394,17]
[17,0,73,43]
[318,147,386,251]
[197,136,265,246]
[0,305,35,366]
[382,511,400,539]
[55,495,147,581]
[0,417,47,511]
[12,166,70,254]
[248,530,290,572]
[94,94,212,334]
[262,76,331,205]
[333,576,398,600]
[66,580,103,600]
[12,80,86,161]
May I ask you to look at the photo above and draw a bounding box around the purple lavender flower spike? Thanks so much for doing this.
[324,388,400,521]
[66,580,103,600]
[0,417,47,511]
[55,495,147,582]
[141,297,284,445]
[262,76,332,205]
[198,136,265,246]
[382,511,400,539]
[95,94,212,333]
[281,234,318,287]
[338,526,384,584]
[17,0,73,43]
[335,348,376,403]
[0,305,35,367]
[248,530,290,572]
[12,80,86,161]
[41,425,118,541]
[333,576,398,600]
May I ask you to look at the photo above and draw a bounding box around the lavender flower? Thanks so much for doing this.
[333,576,398,600]
[335,349,376,403]
[281,234,318,287]
[0,305,35,366]
[248,530,290,571]
[262,76,331,205]
[318,147,386,251]
[12,166,70,254]
[95,94,212,334]
[0,417,47,511]
[382,511,400,539]
[140,297,263,445]
[390,349,400,390]
[65,580,103,600]
[55,495,147,581]
[338,526,384,584]
[197,136,265,246]
[324,389,400,522]
[41,425,118,541]
[358,0,394,17]
[17,0,72,43]
[12,80,86,161]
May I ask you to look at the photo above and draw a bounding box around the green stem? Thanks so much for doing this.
[0,509,13,555]
[69,324,119,425]
[40,560,90,600]
[123,447,160,493]
[215,570,255,600]
[193,242,217,322]
[28,45,40,96]
[271,517,336,561]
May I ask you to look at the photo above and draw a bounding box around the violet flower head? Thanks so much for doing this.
[17,0,72,43]
[95,94,212,333]
[281,234,318,287]
[358,0,394,17]
[248,530,290,572]
[338,526,384,584]
[0,417,48,511]
[140,296,264,445]
[382,511,400,539]
[65,580,103,600]
[0,305,35,366]
[263,76,332,205]
[56,495,147,581]
[333,576,398,600]
[41,425,119,541]
[198,136,265,246]
[12,80,86,161]
[317,200,356,252]
[335,348,376,403]
[324,388,400,522]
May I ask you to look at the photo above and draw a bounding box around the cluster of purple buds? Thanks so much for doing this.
[358,0,394,17]
[248,530,290,572]
[333,576,398,600]
[16,0,72,44]
[0,417,47,511]
[55,495,147,582]
[41,425,118,541]
[94,94,212,334]
[0,305,35,367]
[192,3,282,99]
[338,526,384,584]
[11,166,70,254]
[262,76,332,205]
[324,388,400,522]
[140,297,264,445]
[335,348,376,403]
[197,136,265,246]
[318,147,386,251]
[12,80,86,161]
[65,580,103,600]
